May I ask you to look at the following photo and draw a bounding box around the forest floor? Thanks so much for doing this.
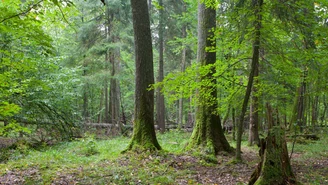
[0,130,327,185]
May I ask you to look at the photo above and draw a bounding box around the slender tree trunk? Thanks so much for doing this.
[125,0,161,151]
[156,0,165,133]
[291,1,316,132]
[310,93,318,127]
[186,2,231,155]
[110,53,121,132]
[232,107,236,141]
[82,62,89,122]
[222,104,230,127]
[81,11,89,123]
[236,0,262,161]
[320,95,327,125]
[248,65,260,146]
[104,6,112,124]
[104,77,109,123]
[297,73,307,132]
[97,89,104,123]
[178,9,187,129]
[4,119,8,127]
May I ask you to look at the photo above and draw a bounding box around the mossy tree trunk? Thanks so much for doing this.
[186,2,232,155]
[125,0,161,151]
[249,103,295,185]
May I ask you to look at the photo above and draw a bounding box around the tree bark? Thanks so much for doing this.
[156,0,165,133]
[248,65,260,146]
[236,0,262,161]
[110,53,121,132]
[104,6,112,124]
[97,89,104,123]
[232,107,236,141]
[178,6,187,129]
[249,103,295,185]
[125,0,161,151]
[186,2,231,155]
[82,61,89,122]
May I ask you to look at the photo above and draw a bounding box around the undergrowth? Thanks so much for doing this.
[0,129,327,184]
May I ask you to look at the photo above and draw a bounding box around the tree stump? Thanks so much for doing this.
[249,126,296,185]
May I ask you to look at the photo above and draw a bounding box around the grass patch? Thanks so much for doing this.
[0,130,327,184]
[288,131,328,160]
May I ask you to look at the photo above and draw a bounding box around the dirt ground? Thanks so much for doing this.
[0,147,327,184]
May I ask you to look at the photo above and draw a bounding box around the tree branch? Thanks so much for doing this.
[0,0,44,23]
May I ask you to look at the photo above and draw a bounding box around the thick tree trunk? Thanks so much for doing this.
[249,104,295,185]
[236,0,262,161]
[125,0,161,151]
[156,0,165,133]
[186,2,231,155]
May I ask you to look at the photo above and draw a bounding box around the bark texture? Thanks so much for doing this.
[186,2,231,155]
[126,0,161,151]
[178,5,187,129]
[156,0,165,133]
[236,0,262,161]
[248,65,260,146]
[249,104,295,185]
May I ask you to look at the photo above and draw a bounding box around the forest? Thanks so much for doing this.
[0,0,328,184]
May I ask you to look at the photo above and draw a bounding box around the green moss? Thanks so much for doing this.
[123,118,161,153]
[251,126,296,185]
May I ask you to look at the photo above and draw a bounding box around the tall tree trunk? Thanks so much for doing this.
[236,0,262,161]
[248,65,260,146]
[82,61,89,122]
[97,89,104,123]
[178,6,187,129]
[232,107,236,141]
[110,52,121,132]
[104,5,112,124]
[290,1,316,132]
[186,2,231,155]
[320,95,327,125]
[81,10,89,123]
[156,0,165,133]
[125,0,161,151]
[297,73,307,132]
[104,77,109,123]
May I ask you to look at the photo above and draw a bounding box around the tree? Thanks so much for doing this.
[125,0,161,151]
[156,0,166,133]
[236,0,263,161]
[249,103,295,185]
[185,1,232,155]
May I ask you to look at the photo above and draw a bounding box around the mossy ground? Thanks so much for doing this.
[0,129,327,184]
